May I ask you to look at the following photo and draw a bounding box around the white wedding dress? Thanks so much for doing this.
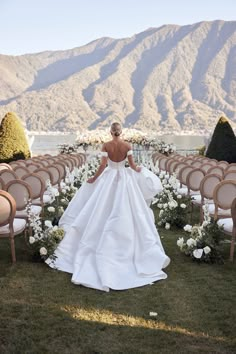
[46,151,170,291]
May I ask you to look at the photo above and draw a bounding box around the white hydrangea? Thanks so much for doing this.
[184,224,192,232]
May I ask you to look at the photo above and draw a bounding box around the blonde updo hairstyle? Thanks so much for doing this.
[111,122,122,137]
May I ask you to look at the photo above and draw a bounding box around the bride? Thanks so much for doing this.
[46,122,170,291]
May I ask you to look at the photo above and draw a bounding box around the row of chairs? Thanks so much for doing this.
[153,153,236,261]
[0,153,86,262]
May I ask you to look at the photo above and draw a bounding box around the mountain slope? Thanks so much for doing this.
[0,20,236,132]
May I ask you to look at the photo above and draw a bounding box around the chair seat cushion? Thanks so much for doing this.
[16,205,42,218]
[32,194,52,205]
[217,218,233,233]
[208,204,231,217]
[0,218,26,235]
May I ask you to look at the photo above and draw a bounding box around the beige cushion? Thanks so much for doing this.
[217,218,233,233]
[208,204,231,216]
[32,194,52,205]
[16,205,42,218]
[0,218,26,235]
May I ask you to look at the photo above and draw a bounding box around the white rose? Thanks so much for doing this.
[177,237,184,248]
[203,246,211,255]
[165,223,170,230]
[53,226,58,231]
[180,204,186,209]
[184,225,192,232]
[45,220,53,228]
[157,203,163,208]
[163,203,168,209]
[62,189,67,194]
[177,194,182,199]
[47,207,55,213]
[193,249,203,259]
[29,236,36,244]
[186,238,197,247]
[39,247,47,256]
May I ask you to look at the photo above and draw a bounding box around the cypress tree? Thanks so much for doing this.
[206,116,236,163]
[0,112,31,163]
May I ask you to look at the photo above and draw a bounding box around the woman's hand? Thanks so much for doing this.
[87,177,96,184]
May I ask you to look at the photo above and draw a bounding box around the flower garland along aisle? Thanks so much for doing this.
[58,128,176,156]
[26,158,101,261]
[152,170,192,229]
[177,204,225,264]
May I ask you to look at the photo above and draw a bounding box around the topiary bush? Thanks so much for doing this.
[206,116,236,163]
[0,112,31,163]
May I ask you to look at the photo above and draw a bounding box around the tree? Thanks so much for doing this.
[206,116,236,163]
[0,112,31,163]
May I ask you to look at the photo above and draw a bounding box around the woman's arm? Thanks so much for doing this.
[87,144,108,183]
[127,145,141,172]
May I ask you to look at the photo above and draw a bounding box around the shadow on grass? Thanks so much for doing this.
[0,300,235,354]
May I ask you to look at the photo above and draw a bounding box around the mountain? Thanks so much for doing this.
[0,20,236,133]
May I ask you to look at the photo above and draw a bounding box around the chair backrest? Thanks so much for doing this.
[225,163,236,172]
[26,163,41,173]
[224,170,236,181]
[0,177,5,190]
[5,180,32,211]
[201,163,213,173]
[0,170,18,184]
[183,158,194,165]
[207,166,224,177]
[166,158,178,173]
[0,163,12,171]
[186,168,205,192]
[200,174,222,200]
[213,180,236,212]
[0,190,16,228]
[47,165,60,186]
[53,162,66,180]
[231,197,236,229]
[217,161,229,169]
[178,165,194,186]
[191,161,203,168]
[22,173,45,200]
[13,166,29,178]
[158,157,169,171]
[34,168,53,184]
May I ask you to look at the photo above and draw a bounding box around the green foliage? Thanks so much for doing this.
[197,145,206,156]
[206,116,236,163]
[0,112,31,163]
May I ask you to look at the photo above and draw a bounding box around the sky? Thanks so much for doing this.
[1,0,236,55]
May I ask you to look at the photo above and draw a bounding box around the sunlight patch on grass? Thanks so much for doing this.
[62,306,228,343]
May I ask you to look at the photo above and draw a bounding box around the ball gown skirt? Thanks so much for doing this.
[46,157,170,292]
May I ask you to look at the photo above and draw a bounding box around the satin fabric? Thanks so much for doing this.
[46,158,170,291]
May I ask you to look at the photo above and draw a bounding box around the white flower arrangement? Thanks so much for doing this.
[177,204,224,263]
[27,203,65,262]
[152,172,191,229]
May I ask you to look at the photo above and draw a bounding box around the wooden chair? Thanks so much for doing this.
[225,163,236,173]
[5,180,42,220]
[0,190,27,262]
[209,180,236,221]
[13,166,29,178]
[192,174,222,222]
[0,163,12,171]
[0,177,5,190]
[224,170,236,181]
[0,170,18,184]
[217,198,236,261]
[207,166,225,178]
[22,173,51,207]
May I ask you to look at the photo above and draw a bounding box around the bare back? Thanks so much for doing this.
[104,140,130,162]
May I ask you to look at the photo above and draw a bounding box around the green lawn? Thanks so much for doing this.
[0,210,236,354]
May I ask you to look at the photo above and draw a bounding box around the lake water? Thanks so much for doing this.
[30,134,207,156]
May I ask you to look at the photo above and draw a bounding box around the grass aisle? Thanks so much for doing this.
[0,218,236,353]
